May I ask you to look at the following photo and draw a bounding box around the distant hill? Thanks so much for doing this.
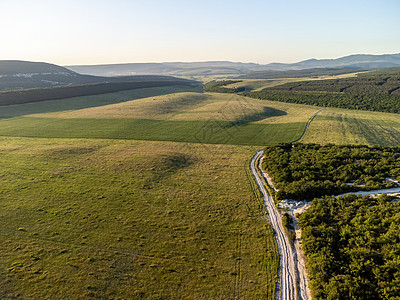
[0,60,195,91]
[285,53,400,70]
[66,61,267,77]
[65,53,400,77]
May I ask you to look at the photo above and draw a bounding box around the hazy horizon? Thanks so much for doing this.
[2,0,399,65]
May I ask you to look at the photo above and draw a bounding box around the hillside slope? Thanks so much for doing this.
[0,60,194,91]
[65,53,400,77]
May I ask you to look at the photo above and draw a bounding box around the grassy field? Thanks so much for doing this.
[2,77,400,299]
[0,137,278,299]
[1,89,400,147]
[27,92,319,124]
[0,85,202,118]
[0,92,314,146]
[302,107,400,146]
[222,72,363,92]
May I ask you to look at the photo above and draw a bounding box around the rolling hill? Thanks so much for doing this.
[0,60,196,91]
[65,53,400,77]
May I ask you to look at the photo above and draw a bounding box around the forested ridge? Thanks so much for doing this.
[299,193,400,299]
[0,80,194,106]
[262,143,400,200]
[245,73,400,113]
[238,68,362,79]
[258,74,400,94]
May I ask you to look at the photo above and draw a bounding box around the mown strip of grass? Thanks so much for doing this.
[0,117,305,146]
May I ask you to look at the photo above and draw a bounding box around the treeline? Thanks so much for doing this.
[262,143,400,200]
[203,80,245,93]
[299,193,400,299]
[238,68,362,79]
[245,74,400,114]
[262,75,400,94]
[0,80,195,106]
[245,89,400,113]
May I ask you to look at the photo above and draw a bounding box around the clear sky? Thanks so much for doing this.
[1,0,399,65]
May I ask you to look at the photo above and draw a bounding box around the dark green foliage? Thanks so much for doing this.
[359,67,400,76]
[299,194,400,299]
[203,80,245,93]
[239,68,363,79]
[245,74,400,113]
[260,74,400,94]
[281,213,295,242]
[0,80,196,106]
[263,143,400,200]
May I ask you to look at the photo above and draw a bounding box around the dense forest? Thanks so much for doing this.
[0,79,195,106]
[244,73,400,114]
[259,74,400,94]
[238,68,362,79]
[299,193,400,299]
[262,143,400,200]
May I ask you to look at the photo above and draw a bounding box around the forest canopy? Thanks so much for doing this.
[244,74,400,114]
[262,143,400,200]
[299,193,400,299]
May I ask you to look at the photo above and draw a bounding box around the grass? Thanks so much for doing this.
[2,78,400,298]
[0,117,305,146]
[0,92,314,146]
[1,88,400,147]
[302,107,400,146]
[0,85,202,118]
[222,72,362,92]
[0,137,278,299]
[27,92,317,124]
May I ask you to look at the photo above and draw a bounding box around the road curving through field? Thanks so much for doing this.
[251,151,297,300]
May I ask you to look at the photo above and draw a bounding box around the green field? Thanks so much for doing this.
[219,72,362,92]
[302,107,400,146]
[2,84,400,298]
[1,88,400,147]
[0,92,313,146]
[0,137,278,299]
[0,85,202,118]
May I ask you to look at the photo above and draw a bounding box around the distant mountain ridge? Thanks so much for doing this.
[66,53,400,77]
[0,60,193,91]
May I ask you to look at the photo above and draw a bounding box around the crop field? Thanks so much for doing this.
[221,72,362,92]
[0,137,279,299]
[2,78,400,298]
[0,85,201,118]
[1,89,400,147]
[0,92,313,146]
[302,107,400,146]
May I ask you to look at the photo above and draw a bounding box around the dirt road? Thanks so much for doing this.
[251,151,297,300]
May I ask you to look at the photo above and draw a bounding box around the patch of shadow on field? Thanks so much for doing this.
[227,106,286,127]
[142,153,194,189]
[152,93,212,116]
[42,145,104,159]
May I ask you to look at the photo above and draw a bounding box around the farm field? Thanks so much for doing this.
[0,85,201,118]
[302,107,400,146]
[0,137,278,299]
[0,92,313,146]
[1,89,400,147]
[2,84,400,298]
[221,72,362,92]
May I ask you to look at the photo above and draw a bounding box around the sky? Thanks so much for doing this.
[1,0,399,65]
